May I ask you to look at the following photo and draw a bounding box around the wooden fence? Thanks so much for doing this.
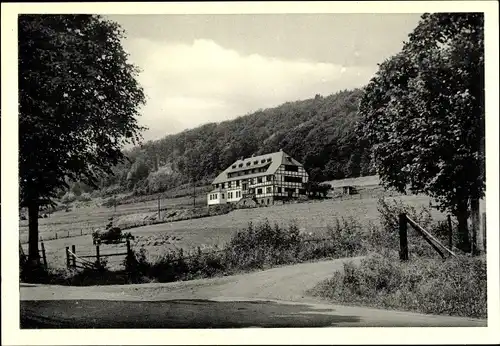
[398,213,457,261]
[66,239,132,270]
[19,241,48,269]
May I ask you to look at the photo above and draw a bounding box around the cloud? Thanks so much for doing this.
[124,38,376,141]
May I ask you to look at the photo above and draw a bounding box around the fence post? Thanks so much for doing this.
[67,230,70,238]
[158,196,161,220]
[399,213,409,261]
[80,229,83,236]
[55,232,58,240]
[40,242,47,269]
[71,245,76,268]
[447,215,453,250]
[96,245,100,267]
[482,212,486,253]
[126,239,131,257]
[19,241,25,259]
[65,247,70,269]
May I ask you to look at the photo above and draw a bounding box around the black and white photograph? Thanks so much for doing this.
[1,1,499,345]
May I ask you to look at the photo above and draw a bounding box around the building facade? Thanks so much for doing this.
[207,150,309,206]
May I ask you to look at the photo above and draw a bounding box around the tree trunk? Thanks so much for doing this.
[470,198,480,254]
[27,201,40,266]
[456,201,471,252]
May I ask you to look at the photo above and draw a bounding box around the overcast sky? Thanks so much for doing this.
[106,14,423,141]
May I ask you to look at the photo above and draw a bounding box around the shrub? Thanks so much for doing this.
[326,216,367,258]
[224,220,302,270]
[101,184,124,198]
[377,196,433,233]
[102,196,118,208]
[309,253,487,319]
[61,192,76,205]
[77,192,92,202]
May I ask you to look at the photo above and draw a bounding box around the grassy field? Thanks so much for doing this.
[19,194,208,244]
[21,192,444,271]
[324,175,380,188]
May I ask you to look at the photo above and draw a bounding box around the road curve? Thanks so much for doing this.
[20,257,486,328]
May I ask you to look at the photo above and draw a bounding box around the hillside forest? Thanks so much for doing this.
[66,88,375,198]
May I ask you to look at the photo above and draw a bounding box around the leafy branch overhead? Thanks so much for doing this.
[358,13,484,213]
[19,15,147,206]
[357,13,484,251]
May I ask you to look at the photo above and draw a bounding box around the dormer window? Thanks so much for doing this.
[253,160,258,165]
[267,158,271,162]
[239,163,243,167]
[246,162,251,166]
[261,159,265,163]
[232,165,236,169]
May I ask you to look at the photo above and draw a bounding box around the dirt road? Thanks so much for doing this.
[20,257,486,328]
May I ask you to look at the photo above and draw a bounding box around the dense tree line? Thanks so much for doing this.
[92,88,375,196]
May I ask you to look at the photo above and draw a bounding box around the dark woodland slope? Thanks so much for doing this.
[96,89,375,196]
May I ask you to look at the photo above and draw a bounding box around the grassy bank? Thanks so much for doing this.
[308,252,486,319]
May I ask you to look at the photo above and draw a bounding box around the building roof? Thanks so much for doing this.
[211,150,303,185]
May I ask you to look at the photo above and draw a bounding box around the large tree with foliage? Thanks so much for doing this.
[358,13,484,252]
[19,15,146,270]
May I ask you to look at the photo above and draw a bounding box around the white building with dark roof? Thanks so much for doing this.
[207,149,309,206]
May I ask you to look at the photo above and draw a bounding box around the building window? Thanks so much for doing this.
[284,176,302,183]
[257,188,262,194]
[277,187,282,193]
[239,163,243,168]
[232,165,236,169]
[236,180,240,186]
[222,183,225,188]
[266,187,271,193]
[266,175,273,182]
[267,158,271,162]
[222,193,225,199]
[215,184,219,188]
[267,199,270,204]
[246,162,250,166]
[284,164,299,172]
[253,160,258,165]
[261,159,265,163]
[257,177,263,183]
